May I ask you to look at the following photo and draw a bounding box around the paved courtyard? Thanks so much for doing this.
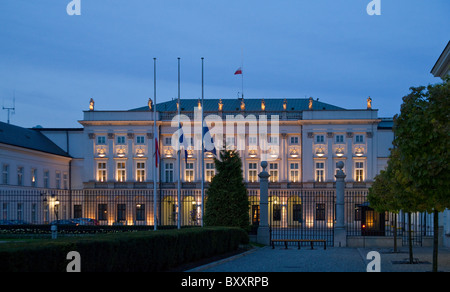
[188,246,450,272]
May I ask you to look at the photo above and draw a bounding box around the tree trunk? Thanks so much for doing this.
[433,209,439,272]
[393,213,398,253]
[408,212,413,264]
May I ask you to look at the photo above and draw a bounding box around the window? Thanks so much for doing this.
[354,204,361,221]
[63,172,68,189]
[98,204,108,221]
[185,163,194,182]
[290,163,299,182]
[226,136,235,149]
[136,162,146,182]
[293,204,302,222]
[248,163,258,183]
[136,136,145,144]
[315,162,324,182]
[272,202,281,221]
[290,136,299,144]
[97,136,106,145]
[116,136,126,145]
[31,203,37,223]
[117,204,126,222]
[316,135,325,143]
[17,203,22,221]
[2,164,9,185]
[355,162,364,182]
[206,163,215,182]
[44,170,50,188]
[55,171,61,189]
[335,135,344,143]
[136,204,145,221]
[2,203,7,220]
[355,135,364,143]
[165,163,174,183]
[97,163,107,182]
[74,205,82,219]
[269,136,278,145]
[269,163,278,183]
[249,136,257,145]
[17,167,24,186]
[316,203,326,221]
[164,137,172,146]
[117,162,126,182]
[31,168,37,187]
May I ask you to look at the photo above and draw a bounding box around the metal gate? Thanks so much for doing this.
[267,189,335,248]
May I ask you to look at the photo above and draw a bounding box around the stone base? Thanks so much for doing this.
[257,226,271,246]
[334,227,347,247]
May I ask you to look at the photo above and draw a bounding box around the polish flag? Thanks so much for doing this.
[234,67,242,75]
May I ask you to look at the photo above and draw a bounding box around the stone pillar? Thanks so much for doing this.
[334,161,347,247]
[257,161,271,245]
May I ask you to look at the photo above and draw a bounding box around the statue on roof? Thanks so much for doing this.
[218,99,223,111]
[89,98,95,111]
[308,97,313,110]
[148,98,153,111]
[367,97,372,110]
[283,98,287,110]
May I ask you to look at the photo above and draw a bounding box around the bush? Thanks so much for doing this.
[0,227,248,272]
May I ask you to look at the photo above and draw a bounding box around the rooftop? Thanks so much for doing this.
[0,122,71,157]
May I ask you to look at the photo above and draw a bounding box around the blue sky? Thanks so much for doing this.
[0,0,448,128]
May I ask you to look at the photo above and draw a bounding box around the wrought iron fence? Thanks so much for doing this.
[0,186,434,246]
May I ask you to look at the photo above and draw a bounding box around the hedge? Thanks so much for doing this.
[0,227,249,272]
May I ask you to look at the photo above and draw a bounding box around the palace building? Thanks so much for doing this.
[0,97,443,247]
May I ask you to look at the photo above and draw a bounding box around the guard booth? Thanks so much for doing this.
[359,202,385,236]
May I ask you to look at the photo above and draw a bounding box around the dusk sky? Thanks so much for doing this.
[0,0,448,128]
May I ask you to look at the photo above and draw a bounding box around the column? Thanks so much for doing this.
[334,161,347,247]
[257,161,271,245]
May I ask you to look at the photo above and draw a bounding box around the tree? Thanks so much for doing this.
[393,78,450,272]
[204,150,250,230]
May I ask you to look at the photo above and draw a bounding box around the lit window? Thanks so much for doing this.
[31,168,37,187]
[117,162,126,182]
[165,163,174,183]
[315,162,325,182]
[269,163,278,183]
[185,163,194,182]
[97,163,107,182]
[136,162,146,182]
[355,162,364,182]
[206,163,215,182]
[290,163,299,182]
[248,163,258,183]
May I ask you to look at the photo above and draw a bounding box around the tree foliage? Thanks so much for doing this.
[204,150,250,230]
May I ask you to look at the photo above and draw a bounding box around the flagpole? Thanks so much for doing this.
[177,57,181,230]
[153,57,158,231]
[241,48,244,98]
[201,57,205,227]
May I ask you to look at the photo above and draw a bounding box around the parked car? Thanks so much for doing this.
[0,220,14,225]
[49,219,79,226]
[72,218,99,226]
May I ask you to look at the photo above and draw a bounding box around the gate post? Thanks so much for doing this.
[334,161,347,247]
[257,161,271,245]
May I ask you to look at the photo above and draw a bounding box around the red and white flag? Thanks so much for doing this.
[234,67,242,75]
[154,137,159,168]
